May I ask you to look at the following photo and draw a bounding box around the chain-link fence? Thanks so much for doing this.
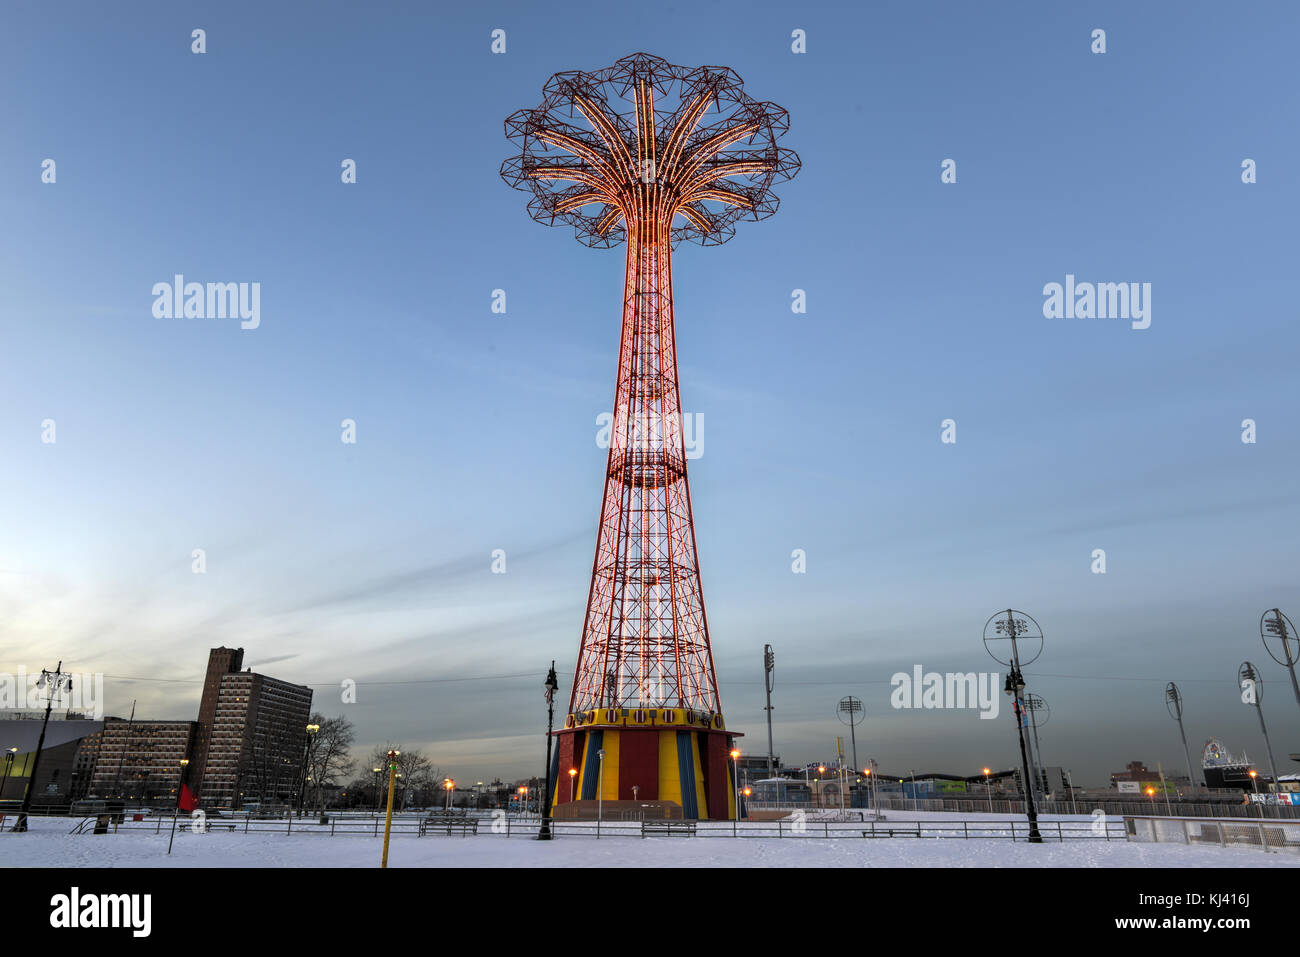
[1125,815,1300,854]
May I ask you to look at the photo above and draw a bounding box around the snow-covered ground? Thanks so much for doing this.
[3,811,1296,868]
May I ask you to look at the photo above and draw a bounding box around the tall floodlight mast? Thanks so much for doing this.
[1260,609,1300,718]
[1165,682,1200,788]
[1023,693,1050,799]
[502,54,799,820]
[838,695,865,776]
[763,644,776,782]
[983,609,1044,843]
[1238,660,1283,804]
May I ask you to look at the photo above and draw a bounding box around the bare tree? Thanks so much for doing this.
[365,745,440,810]
[306,714,355,810]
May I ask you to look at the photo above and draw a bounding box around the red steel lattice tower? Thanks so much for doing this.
[502,53,798,819]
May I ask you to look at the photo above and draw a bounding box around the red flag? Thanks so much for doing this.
[178,783,199,812]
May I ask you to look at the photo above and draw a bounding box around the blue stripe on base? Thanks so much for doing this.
[581,730,603,800]
[676,731,698,819]
[548,734,562,805]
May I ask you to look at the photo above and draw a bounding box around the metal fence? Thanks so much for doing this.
[57,812,1126,842]
[63,812,470,838]
[1125,815,1300,854]
[871,795,1300,820]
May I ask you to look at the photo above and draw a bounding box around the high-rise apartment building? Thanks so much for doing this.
[189,646,244,792]
[192,647,314,808]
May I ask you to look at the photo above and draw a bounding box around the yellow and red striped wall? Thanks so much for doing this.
[550,720,738,820]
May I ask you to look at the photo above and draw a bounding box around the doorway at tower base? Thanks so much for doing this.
[550,711,740,821]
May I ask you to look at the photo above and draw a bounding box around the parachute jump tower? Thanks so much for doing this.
[501,53,799,819]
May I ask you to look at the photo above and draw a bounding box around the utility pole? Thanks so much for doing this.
[12,662,72,832]
[111,700,136,801]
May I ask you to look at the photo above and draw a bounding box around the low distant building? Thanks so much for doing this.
[737,754,778,785]
[0,712,104,808]
[1110,760,1151,786]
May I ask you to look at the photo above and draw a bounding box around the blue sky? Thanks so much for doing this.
[2,1,1298,785]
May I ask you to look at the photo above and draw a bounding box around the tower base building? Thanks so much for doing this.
[550,710,738,820]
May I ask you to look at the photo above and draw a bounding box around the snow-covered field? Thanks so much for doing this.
[3,811,1296,868]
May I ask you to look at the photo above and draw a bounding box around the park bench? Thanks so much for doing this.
[863,824,922,838]
[420,816,478,836]
[641,820,696,837]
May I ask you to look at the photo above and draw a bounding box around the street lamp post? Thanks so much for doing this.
[380,750,399,869]
[1,748,17,805]
[568,767,577,803]
[596,748,605,838]
[539,662,559,841]
[444,778,455,812]
[371,767,382,815]
[297,723,319,817]
[167,759,190,855]
[1004,670,1043,842]
[983,768,992,814]
[730,749,741,825]
[12,662,72,832]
